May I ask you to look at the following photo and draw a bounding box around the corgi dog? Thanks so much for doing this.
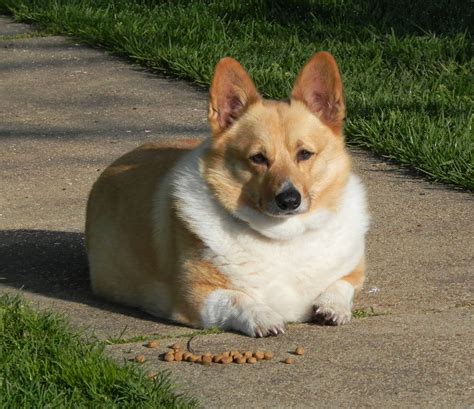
[85,52,369,337]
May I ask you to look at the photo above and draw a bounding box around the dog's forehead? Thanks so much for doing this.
[242,99,328,147]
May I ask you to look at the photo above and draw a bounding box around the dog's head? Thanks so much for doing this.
[203,52,351,231]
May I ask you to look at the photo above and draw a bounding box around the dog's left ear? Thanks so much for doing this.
[291,52,345,134]
[209,57,260,136]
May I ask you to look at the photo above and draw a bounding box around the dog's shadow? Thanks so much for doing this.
[0,229,177,325]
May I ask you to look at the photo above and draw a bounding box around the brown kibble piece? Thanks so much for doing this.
[295,347,305,356]
[134,354,146,363]
[202,356,212,365]
[213,355,223,363]
[164,352,174,362]
[221,356,232,364]
[183,352,191,360]
[145,340,158,349]
[284,357,294,364]
[243,351,253,358]
[189,355,199,363]
[247,357,257,364]
[174,351,184,361]
[235,357,246,364]
[171,343,182,350]
[254,351,264,360]
[264,352,274,360]
[222,351,230,358]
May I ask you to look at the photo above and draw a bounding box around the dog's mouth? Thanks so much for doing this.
[257,199,309,219]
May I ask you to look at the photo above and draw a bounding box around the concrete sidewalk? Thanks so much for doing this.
[1,16,472,408]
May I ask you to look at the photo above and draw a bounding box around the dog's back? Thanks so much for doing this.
[85,140,199,310]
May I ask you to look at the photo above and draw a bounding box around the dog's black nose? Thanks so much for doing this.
[275,187,301,211]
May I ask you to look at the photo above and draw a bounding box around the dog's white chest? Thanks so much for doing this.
[205,209,366,321]
[167,146,368,322]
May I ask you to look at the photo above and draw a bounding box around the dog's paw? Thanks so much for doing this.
[312,302,352,326]
[201,290,286,338]
[239,305,286,337]
[312,280,354,326]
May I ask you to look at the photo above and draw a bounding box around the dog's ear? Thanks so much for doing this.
[291,52,345,134]
[209,57,260,135]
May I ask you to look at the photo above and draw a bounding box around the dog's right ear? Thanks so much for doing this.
[208,57,260,136]
[291,52,345,135]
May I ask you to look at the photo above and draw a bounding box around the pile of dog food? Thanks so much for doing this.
[134,341,305,366]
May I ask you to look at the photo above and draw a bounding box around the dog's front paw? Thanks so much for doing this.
[312,280,354,326]
[239,305,286,338]
[201,290,286,337]
[312,301,352,325]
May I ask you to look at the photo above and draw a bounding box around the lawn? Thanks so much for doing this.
[0,0,472,190]
[0,294,197,408]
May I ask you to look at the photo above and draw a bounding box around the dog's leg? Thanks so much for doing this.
[201,289,286,337]
[312,257,365,325]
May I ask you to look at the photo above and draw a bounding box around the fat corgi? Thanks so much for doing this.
[85,52,369,337]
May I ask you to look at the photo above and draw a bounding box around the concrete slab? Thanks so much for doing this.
[1,18,473,407]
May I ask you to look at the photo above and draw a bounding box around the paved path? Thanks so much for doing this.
[1,16,472,408]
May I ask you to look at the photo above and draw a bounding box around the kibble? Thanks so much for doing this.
[163,352,174,362]
[156,347,296,366]
[221,356,232,364]
[202,355,213,365]
[134,354,146,363]
[145,340,158,349]
[235,356,246,364]
[295,347,305,356]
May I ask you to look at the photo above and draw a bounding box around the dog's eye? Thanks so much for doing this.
[249,153,269,166]
[297,149,314,162]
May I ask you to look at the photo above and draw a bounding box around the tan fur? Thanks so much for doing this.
[203,99,351,216]
[86,139,228,327]
[342,257,366,290]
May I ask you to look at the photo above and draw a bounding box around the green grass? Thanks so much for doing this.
[352,307,379,319]
[0,0,472,190]
[0,294,197,408]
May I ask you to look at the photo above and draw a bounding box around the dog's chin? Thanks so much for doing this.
[232,201,317,241]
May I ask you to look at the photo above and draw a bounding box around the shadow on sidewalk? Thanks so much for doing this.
[0,229,177,325]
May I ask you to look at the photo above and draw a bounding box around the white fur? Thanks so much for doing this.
[155,140,369,336]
